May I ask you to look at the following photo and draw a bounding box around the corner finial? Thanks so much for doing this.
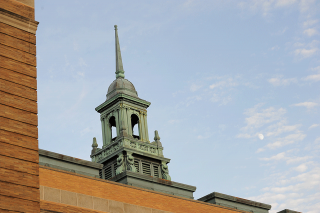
[91,137,98,155]
[154,130,162,147]
[114,25,125,79]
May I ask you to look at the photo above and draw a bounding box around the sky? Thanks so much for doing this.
[35,1,320,212]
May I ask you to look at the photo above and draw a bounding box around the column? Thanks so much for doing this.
[104,118,111,145]
[143,113,150,142]
[123,107,128,133]
[127,109,132,136]
[101,117,106,146]
[139,111,145,141]
[115,110,120,137]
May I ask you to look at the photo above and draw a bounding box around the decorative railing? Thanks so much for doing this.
[92,137,163,163]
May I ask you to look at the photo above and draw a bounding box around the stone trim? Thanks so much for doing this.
[198,192,271,210]
[40,185,173,213]
[39,165,249,213]
[0,8,38,34]
[39,149,103,169]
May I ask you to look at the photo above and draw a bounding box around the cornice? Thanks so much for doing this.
[0,8,38,34]
[95,93,151,113]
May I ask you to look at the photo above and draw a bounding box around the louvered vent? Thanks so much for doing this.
[142,161,151,175]
[113,162,118,176]
[153,165,159,177]
[99,169,103,179]
[104,166,112,180]
[134,159,140,173]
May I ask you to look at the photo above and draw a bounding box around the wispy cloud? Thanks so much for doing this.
[292,102,318,109]
[209,78,238,89]
[190,83,202,92]
[270,45,280,50]
[302,66,320,82]
[260,151,312,164]
[262,132,306,151]
[309,124,319,129]
[303,74,320,81]
[303,19,318,28]
[304,28,318,36]
[294,48,318,58]
[238,104,305,152]
[268,76,297,86]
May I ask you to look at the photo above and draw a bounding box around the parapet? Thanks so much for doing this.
[198,191,271,213]
[39,149,103,178]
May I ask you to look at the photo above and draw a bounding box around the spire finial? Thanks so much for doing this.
[91,137,98,155]
[114,25,125,79]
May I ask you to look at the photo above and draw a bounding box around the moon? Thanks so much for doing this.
[258,134,264,140]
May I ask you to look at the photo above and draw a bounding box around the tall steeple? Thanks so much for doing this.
[91,25,196,199]
[114,25,125,79]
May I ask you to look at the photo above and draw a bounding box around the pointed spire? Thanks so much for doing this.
[114,25,125,79]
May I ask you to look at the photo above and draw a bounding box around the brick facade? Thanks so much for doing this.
[0,0,39,212]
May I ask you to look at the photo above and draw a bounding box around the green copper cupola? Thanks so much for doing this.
[90,25,196,199]
[114,25,125,79]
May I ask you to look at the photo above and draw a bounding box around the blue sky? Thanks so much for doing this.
[35,1,320,212]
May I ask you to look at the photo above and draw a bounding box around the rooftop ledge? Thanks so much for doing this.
[39,149,103,169]
[198,192,271,210]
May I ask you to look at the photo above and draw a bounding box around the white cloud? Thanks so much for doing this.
[242,104,286,130]
[261,152,287,161]
[294,48,318,58]
[302,66,320,81]
[304,28,318,36]
[292,102,318,109]
[190,83,202,92]
[265,123,300,137]
[268,77,297,86]
[303,19,318,28]
[260,151,312,164]
[303,73,320,81]
[309,124,319,129]
[248,167,320,212]
[265,132,306,150]
[311,66,320,72]
[294,163,308,172]
[209,78,238,89]
[286,156,313,164]
[238,104,306,152]
[270,45,280,50]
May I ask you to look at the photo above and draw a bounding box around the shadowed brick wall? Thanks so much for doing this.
[0,0,39,212]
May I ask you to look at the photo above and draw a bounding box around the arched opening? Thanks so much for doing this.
[109,116,117,141]
[131,114,140,139]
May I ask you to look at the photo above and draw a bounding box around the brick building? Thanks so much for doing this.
[0,1,301,212]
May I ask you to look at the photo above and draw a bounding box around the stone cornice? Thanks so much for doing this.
[0,8,38,34]
[96,93,151,113]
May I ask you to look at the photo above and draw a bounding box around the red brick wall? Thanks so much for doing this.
[0,0,39,212]
[40,167,243,213]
